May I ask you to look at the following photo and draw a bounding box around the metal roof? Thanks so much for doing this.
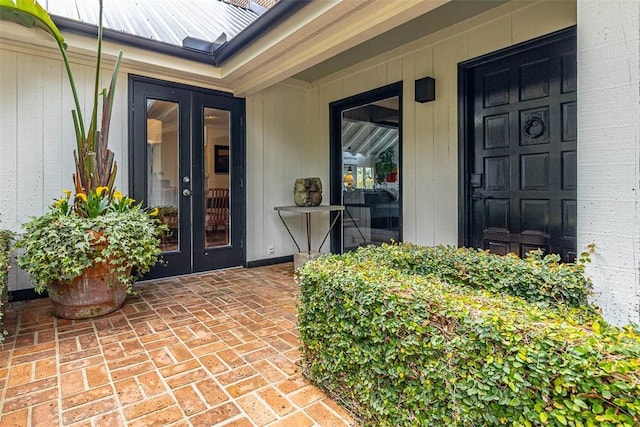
[43,0,265,47]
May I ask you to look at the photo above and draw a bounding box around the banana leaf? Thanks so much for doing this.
[1,0,123,194]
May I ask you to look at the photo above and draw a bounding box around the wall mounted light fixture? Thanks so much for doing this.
[415,77,436,103]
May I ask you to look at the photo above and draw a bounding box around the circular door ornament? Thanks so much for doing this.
[524,114,545,139]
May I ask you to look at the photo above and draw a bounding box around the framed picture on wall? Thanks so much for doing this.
[214,145,229,174]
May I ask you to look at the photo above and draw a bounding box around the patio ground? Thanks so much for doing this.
[0,263,355,426]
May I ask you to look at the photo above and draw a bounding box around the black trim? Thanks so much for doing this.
[52,0,310,66]
[457,26,577,248]
[8,288,48,302]
[246,255,293,268]
[329,82,403,254]
[53,16,215,64]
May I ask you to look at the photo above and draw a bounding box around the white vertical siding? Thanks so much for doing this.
[577,0,640,325]
[401,54,417,243]
[0,43,129,290]
[412,49,434,244]
[16,54,45,221]
[246,82,311,260]
[42,58,63,203]
[0,50,18,231]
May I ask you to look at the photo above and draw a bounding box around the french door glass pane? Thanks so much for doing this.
[342,96,400,251]
[203,107,231,248]
[146,99,179,253]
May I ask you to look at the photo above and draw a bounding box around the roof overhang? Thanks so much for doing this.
[220,0,452,96]
[3,0,497,97]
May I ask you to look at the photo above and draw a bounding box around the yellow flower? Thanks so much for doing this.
[76,193,87,203]
[54,198,66,207]
[62,189,72,198]
[113,190,123,202]
[149,207,159,217]
[96,186,109,196]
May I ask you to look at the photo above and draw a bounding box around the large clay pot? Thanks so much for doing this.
[47,262,128,319]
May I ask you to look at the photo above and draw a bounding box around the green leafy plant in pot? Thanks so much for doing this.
[2,0,165,319]
[0,215,14,342]
[375,147,397,185]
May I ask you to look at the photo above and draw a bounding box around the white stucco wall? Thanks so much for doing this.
[577,0,640,325]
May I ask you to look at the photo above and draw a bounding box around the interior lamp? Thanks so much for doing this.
[343,166,355,188]
[147,118,163,145]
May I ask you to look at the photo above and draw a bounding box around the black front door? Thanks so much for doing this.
[130,76,245,278]
[460,28,577,262]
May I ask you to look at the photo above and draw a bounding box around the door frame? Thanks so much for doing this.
[128,75,246,278]
[329,81,403,254]
[457,26,577,248]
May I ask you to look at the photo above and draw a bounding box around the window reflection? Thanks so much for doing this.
[342,96,400,251]
[203,108,231,248]
[147,99,179,253]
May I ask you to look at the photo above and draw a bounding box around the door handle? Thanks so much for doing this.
[182,189,192,197]
[472,191,494,200]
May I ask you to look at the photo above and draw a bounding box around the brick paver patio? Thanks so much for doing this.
[0,264,355,426]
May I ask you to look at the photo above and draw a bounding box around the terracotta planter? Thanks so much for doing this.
[47,262,128,319]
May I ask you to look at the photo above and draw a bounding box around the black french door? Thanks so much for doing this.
[130,76,245,279]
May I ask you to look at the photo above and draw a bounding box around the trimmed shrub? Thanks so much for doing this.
[297,244,640,426]
[0,229,13,343]
[347,243,594,309]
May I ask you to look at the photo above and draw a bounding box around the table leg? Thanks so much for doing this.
[305,212,312,254]
[277,210,301,252]
[319,210,342,251]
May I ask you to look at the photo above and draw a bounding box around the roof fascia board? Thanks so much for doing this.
[53,15,216,64]
[59,32,228,89]
[0,22,230,92]
[52,2,312,68]
[213,0,312,65]
[221,0,365,82]
[227,0,451,96]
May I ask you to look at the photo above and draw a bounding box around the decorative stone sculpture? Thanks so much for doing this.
[294,177,323,207]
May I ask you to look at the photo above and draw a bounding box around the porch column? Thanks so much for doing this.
[577,0,640,325]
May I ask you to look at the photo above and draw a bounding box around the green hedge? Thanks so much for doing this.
[344,243,594,309]
[297,244,640,426]
[0,229,13,343]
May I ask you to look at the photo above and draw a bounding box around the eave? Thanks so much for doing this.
[220,0,451,96]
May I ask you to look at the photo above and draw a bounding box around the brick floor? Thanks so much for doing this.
[0,264,355,426]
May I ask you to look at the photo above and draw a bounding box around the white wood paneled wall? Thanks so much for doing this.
[245,82,317,261]
[0,48,128,290]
